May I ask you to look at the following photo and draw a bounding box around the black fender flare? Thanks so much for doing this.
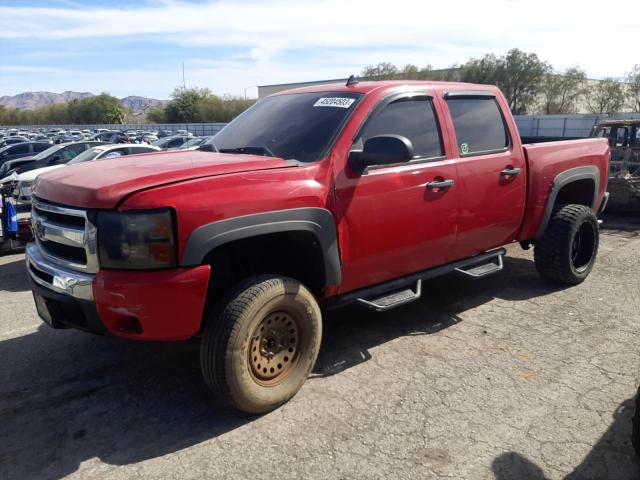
[181,207,341,286]
[536,165,600,238]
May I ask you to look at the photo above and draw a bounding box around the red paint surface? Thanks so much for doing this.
[93,265,210,340]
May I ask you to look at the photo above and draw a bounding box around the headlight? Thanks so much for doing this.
[18,181,32,198]
[96,208,177,270]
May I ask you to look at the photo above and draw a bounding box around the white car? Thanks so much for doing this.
[12,144,160,204]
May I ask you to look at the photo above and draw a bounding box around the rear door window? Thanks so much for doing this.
[446,97,509,155]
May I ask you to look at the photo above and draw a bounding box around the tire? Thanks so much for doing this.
[200,275,322,414]
[633,389,640,457]
[534,204,599,285]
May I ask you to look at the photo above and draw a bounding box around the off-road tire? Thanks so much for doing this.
[632,389,640,457]
[534,204,599,285]
[200,275,322,414]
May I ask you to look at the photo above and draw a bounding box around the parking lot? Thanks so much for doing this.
[0,214,638,480]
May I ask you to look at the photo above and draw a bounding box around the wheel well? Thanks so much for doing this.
[203,231,327,302]
[555,179,595,208]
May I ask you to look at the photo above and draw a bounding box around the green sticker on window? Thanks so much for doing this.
[460,143,469,154]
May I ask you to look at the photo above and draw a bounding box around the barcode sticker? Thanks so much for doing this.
[313,97,355,108]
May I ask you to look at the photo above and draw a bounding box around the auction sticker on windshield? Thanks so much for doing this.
[313,97,356,108]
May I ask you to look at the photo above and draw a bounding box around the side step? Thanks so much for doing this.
[454,252,503,278]
[357,280,422,312]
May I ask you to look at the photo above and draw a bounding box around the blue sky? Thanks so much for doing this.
[1,0,638,100]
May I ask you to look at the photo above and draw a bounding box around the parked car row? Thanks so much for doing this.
[0,127,194,146]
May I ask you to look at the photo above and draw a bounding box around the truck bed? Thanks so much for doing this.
[517,137,610,241]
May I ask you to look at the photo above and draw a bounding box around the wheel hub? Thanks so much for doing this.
[249,311,299,383]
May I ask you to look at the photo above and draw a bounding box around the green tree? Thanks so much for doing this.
[585,78,626,114]
[361,62,399,80]
[540,67,587,114]
[626,64,640,113]
[164,87,212,122]
[460,49,550,114]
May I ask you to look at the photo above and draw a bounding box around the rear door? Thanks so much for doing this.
[442,92,526,259]
[334,93,460,293]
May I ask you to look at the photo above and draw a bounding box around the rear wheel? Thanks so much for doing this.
[200,275,322,414]
[534,204,599,285]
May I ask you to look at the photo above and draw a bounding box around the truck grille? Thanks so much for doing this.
[31,198,99,273]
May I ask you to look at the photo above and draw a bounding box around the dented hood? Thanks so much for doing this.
[33,150,293,209]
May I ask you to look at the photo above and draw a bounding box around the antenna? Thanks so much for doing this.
[346,75,358,86]
[182,62,186,89]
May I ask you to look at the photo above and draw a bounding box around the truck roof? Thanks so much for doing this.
[272,80,493,96]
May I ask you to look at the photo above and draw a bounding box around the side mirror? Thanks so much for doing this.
[198,144,214,152]
[348,135,413,172]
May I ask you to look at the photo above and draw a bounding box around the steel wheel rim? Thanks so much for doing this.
[248,311,300,386]
[571,221,596,272]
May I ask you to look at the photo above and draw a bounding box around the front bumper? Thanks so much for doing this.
[26,243,211,340]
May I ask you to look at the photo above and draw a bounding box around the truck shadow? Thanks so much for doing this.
[491,397,640,479]
[314,254,565,377]
[0,255,608,478]
[0,257,29,293]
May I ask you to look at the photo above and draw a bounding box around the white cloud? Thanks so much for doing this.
[0,0,638,97]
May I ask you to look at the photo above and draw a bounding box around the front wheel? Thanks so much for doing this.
[200,275,322,414]
[534,204,599,285]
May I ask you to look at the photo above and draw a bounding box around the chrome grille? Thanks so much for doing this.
[31,198,99,273]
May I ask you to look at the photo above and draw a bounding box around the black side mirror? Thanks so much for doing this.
[198,144,214,152]
[348,135,414,172]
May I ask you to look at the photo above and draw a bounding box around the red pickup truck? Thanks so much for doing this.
[27,80,609,413]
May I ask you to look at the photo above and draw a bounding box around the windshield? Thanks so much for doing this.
[67,147,104,165]
[208,91,362,162]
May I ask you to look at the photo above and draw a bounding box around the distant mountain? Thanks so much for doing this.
[0,91,167,112]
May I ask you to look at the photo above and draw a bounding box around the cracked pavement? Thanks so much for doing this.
[1,214,639,479]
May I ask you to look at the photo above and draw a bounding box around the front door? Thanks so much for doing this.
[334,93,460,293]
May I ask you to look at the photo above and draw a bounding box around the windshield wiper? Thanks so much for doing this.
[218,146,275,157]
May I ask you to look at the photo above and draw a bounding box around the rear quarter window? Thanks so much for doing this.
[447,97,509,155]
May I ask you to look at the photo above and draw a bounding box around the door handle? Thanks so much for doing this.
[426,179,455,189]
[500,166,522,177]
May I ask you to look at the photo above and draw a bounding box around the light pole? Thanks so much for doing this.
[244,86,257,100]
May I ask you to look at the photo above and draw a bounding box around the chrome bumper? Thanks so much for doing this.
[25,242,95,301]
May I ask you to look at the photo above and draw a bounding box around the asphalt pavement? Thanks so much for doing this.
[1,214,639,479]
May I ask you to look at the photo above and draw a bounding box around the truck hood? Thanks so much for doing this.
[33,150,295,209]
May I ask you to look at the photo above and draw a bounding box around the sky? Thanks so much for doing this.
[0,0,638,100]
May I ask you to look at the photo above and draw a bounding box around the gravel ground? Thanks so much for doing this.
[1,214,639,480]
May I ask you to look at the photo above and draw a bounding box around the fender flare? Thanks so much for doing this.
[536,165,600,238]
[181,207,341,286]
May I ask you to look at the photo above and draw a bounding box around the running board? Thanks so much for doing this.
[357,280,422,312]
[323,248,507,312]
[454,253,503,278]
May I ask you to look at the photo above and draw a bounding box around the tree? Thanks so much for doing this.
[460,49,550,114]
[627,64,640,113]
[164,87,211,123]
[540,67,587,114]
[585,78,626,114]
[361,62,399,80]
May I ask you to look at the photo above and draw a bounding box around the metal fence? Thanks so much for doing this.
[4,114,640,139]
[515,113,640,138]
